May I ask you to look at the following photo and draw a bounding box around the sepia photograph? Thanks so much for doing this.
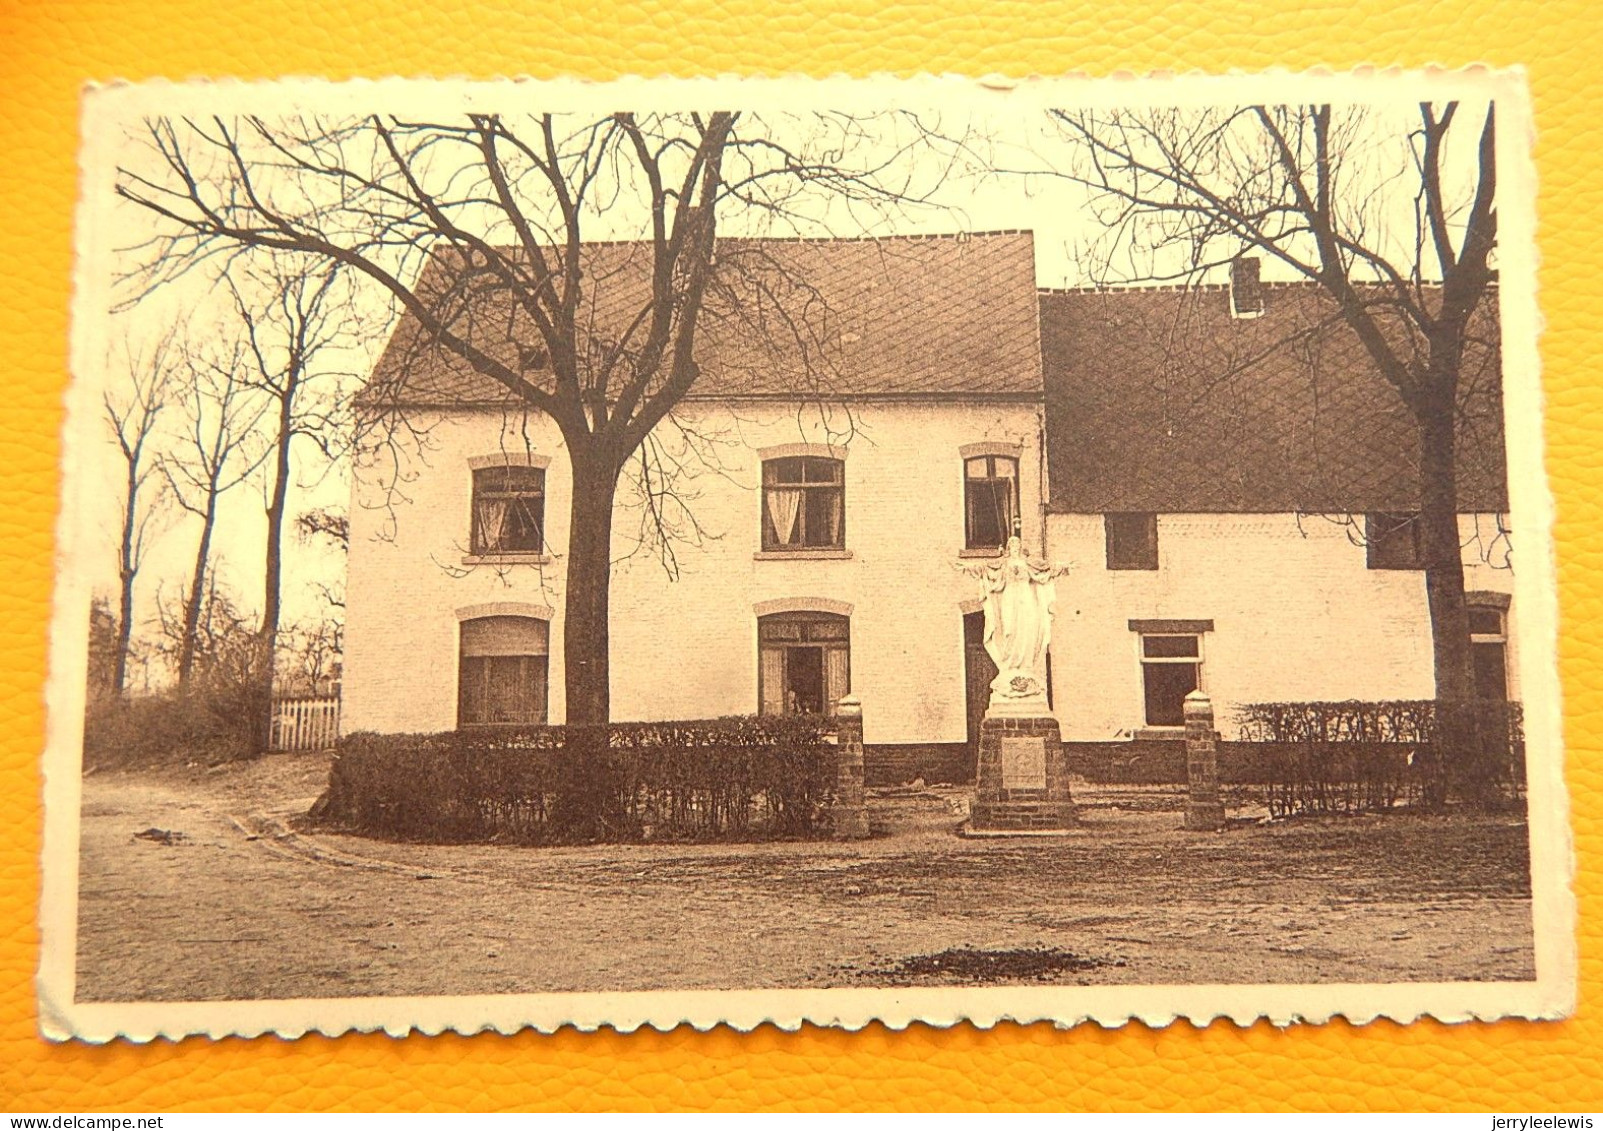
[39,70,1571,1040]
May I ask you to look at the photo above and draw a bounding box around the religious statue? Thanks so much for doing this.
[957,535,1072,714]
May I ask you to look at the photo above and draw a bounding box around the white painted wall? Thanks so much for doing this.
[1043,512,1518,741]
[344,400,1046,744]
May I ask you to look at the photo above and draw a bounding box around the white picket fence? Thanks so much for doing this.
[270,695,341,752]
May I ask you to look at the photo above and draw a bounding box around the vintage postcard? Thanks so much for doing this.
[40,70,1573,1041]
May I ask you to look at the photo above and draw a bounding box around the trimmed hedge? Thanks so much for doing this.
[1235,699,1525,815]
[314,715,840,844]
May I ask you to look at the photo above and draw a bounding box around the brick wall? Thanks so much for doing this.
[863,742,974,786]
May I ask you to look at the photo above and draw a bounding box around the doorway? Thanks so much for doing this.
[784,645,826,715]
[758,611,850,716]
[964,611,998,749]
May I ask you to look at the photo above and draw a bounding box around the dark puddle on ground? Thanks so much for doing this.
[844,945,1115,985]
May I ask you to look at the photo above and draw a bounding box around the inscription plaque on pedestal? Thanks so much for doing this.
[1000,735,1048,789]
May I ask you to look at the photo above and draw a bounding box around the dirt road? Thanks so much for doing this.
[74,753,1535,1001]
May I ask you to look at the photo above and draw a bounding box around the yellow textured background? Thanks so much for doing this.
[2,0,1599,1111]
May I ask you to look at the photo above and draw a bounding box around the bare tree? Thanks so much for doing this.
[116,110,938,726]
[294,505,349,553]
[86,596,120,702]
[153,571,274,750]
[225,258,358,684]
[279,615,344,696]
[104,333,175,694]
[292,504,348,694]
[296,505,349,624]
[1040,102,1498,720]
[160,338,270,687]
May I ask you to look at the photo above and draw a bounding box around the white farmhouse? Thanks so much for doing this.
[344,231,1046,783]
[1040,261,1513,763]
[342,236,1513,783]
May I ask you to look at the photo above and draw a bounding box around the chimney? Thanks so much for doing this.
[1230,256,1265,317]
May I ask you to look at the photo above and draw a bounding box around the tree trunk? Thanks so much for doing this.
[563,453,619,728]
[262,397,294,654]
[257,395,295,754]
[1419,409,1473,699]
[114,463,140,696]
[1417,400,1477,807]
[114,566,135,696]
[177,496,218,689]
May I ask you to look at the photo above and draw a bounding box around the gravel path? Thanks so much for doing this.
[73,753,1535,1001]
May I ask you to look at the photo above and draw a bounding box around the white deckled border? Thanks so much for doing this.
[40,979,1575,1045]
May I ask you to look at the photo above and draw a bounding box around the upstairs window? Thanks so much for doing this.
[965,455,1020,549]
[471,465,545,555]
[1105,513,1159,570]
[1366,512,1422,570]
[762,457,844,551]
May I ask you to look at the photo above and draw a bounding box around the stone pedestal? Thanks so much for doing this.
[1182,690,1226,831]
[829,695,870,839]
[967,712,1076,835]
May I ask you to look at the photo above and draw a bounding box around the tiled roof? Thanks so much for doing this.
[1040,283,1507,513]
[364,231,1043,405]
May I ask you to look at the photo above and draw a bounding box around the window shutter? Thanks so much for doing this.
[824,647,850,716]
[759,647,786,715]
[524,655,550,723]
[1105,513,1159,570]
[1365,512,1423,570]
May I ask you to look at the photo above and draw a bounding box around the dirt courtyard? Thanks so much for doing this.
[73,752,1535,1002]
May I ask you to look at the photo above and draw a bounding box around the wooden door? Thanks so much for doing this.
[963,611,997,748]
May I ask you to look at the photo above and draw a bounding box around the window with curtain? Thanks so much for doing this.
[458,615,549,726]
[470,465,545,555]
[761,457,844,550]
[964,454,1020,549]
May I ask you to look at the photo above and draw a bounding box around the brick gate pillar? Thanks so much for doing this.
[830,694,870,839]
[1183,689,1226,831]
